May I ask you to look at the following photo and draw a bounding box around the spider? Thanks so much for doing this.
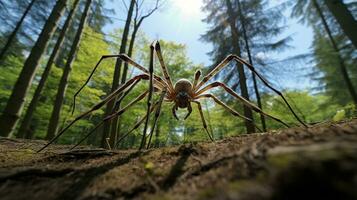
[37,41,307,152]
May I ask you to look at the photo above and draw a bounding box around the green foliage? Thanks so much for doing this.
[261,91,346,128]
[30,26,114,142]
[1,0,356,149]
[311,30,357,105]
[332,104,357,122]
[0,55,24,111]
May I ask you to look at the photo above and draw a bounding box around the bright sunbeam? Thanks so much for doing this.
[172,0,203,17]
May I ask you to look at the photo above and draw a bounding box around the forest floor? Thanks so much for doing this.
[1,119,357,200]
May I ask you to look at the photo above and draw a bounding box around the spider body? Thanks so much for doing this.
[174,79,193,108]
[37,40,306,153]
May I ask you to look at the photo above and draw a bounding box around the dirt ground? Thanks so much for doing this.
[1,119,357,200]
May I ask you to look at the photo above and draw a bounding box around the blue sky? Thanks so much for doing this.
[104,0,315,90]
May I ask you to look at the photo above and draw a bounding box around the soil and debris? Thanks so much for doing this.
[1,119,357,200]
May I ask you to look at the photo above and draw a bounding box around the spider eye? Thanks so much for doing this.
[178,92,187,97]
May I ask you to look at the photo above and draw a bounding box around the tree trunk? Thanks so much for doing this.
[225,0,255,134]
[114,21,141,144]
[121,25,140,85]
[237,0,266,132]
[312,0,357,104]
[0,0,67,137]
[324,0,357,49]
[0,0,36,62]
[102,0,136,148]
[46,0,92,140]
[18,0,80,139]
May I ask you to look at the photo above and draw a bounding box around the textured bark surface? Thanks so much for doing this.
[1,119,357,200]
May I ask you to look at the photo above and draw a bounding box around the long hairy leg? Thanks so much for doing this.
[192,101,214,141]
[71,79,154,150]
[152,41,175,92]
[140,44,155,150]
[115,102,159,148]
[72,54,168,114]
[36,74,148,153]
[192,70,202,91]
[194,54,307,127]
[195,94,262,132]
[195,82,290,128]
[70,90,150,150]
[146,87,167,149]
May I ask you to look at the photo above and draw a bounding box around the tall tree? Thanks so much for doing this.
[202,0,292,131]
[225,0,255,133]
[311,0,357,104]
[46,0,92,140]
[312,30,357,106]
[324,0,357,49]
[0,0,67,137]
[54,0,113,68]
[121,0,160,84]
[102,0,136,148]
[115,0,160,144]
[18,0,81,139]
[237,0,266,131]
[289,0,357,105]
[0,0,36,62]
[0,0,56,56]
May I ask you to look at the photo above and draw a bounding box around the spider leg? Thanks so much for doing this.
[195,94,262,132]
[195,82,289,128]
[36,74,148,153]
[72,54,168,114]
[172,104,179,120]
[70,90,150,150]
[192,101,214,141]
[192,70,202,91]
[195,54,307,127]
[115,101,159,148]
[152,41,175,92]
[140,44,155,150]
[184,103,193,120]
[146,87,168,149]
[114,78,141,109]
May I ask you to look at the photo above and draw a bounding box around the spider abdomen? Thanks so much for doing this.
[174,79,193,108]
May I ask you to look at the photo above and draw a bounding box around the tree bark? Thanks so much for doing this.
[112,24,139,146]
[121,24,140,85]
[102,0,136,148]
[0,0,36,62]
[18,0,80,139]
[0,0,67,137]
[46,0,92,140]
[225,0,255,133]
[324,0,357,49]
[313,0,357,104]
[237,0,266,132]
[114,1,159,148]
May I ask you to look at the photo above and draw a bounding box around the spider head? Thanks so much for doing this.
[176,92,190,108]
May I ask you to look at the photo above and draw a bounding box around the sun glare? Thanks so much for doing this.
[172,0,203,17]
